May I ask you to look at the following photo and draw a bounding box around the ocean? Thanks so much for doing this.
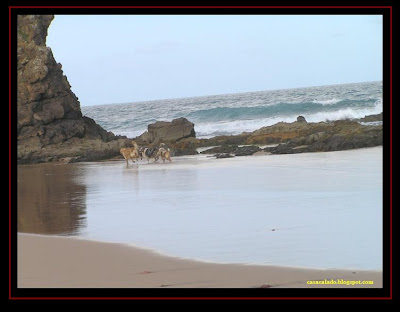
[82,81,382,139]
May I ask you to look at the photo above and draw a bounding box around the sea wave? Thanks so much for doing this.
[185,99,379,123]
[82,82,382,140]
[107,99,382,139]
[194,100,383,138]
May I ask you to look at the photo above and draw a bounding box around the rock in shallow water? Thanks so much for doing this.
[297,115,307,123]
[233,145,261,156]
[137,117,195,144]
[214,153,234,159]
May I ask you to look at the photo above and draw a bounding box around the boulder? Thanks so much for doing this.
[138,117,195,144]
[168,137,199,156]
[297,115,307,123]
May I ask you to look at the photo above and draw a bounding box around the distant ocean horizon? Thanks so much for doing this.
[82,81,382,139]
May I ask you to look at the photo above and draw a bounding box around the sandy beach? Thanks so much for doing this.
[17,147,383,288]
[18,233,381,288]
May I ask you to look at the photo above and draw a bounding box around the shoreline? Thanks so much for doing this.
[17,233,382,288]
[19,232,381,271]
[17,144,384,165]
[18,112,383,164]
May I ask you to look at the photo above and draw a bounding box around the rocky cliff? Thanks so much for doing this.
[17,15,127,163]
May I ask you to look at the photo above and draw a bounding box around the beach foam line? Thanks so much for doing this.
[17,233,382,288]
[17,232,382,272]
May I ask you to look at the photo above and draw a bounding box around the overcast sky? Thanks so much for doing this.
[47,14,382,106]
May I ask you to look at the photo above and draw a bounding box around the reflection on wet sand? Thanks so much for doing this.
[16,148,382,270]
[17,163,87,236]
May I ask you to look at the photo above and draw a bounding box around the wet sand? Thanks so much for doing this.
[17,147,383,288]
[17,147,382,270]
[18,233,381,288]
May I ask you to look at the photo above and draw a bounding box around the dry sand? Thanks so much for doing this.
[17,233,381,288]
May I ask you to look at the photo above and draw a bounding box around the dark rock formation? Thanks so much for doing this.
[169,137,199,156]
[297,115,307,123]
[354,112,383,123]
[263,120,382,154]
[137,117,195,144]
[137,114,382,157]
[200,145,261,157]
[233,145,261,156]
[214,153,234,159]
[246,121,321,145]
[198,133,250,147]
[200,145,238,155]
[17,15,127,163]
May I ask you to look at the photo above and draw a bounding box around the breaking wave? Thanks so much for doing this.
[82,81,383,139]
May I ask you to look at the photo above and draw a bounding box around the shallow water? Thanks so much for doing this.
[17,147,382,270]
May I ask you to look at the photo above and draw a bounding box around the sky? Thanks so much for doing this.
[47,15,382,107]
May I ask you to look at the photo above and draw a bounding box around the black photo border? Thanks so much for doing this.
[9,2,397,301]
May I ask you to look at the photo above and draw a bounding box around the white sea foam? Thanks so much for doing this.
[194,99,383,138]
[113,99,382,139]
[305,102,382,123]
[312,98,342,105]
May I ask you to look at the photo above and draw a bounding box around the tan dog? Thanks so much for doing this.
[120,141,139,165]
[157,147,172,163]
